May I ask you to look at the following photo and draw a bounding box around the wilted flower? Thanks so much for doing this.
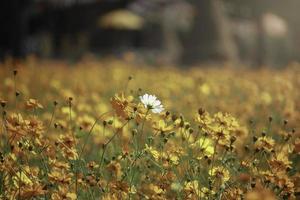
[111,93,135,119]
[254,136,275,152]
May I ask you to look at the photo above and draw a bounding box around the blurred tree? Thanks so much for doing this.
[0,0,33,59]
[182,0,238,65]
[1,0,299,67]
[129,0,237,65]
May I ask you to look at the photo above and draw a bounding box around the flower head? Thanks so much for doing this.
[139,94,164,113]
[209,166,230,183]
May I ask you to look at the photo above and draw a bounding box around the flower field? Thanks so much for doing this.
[0,58,300,199]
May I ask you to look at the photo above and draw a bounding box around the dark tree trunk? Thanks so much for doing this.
[182,0,238,65]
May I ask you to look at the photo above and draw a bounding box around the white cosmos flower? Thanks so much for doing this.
[139,94,164,113]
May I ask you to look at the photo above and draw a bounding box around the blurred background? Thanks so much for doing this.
[1,0,300,67]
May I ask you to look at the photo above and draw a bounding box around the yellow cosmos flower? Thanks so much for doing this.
[13,171,33,187]
[152,120,173,132]
[184,180,211,198]
[191,137,214,159]
[209,166,230,183]
[145,144,160,161]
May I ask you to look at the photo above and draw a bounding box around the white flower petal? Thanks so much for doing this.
[140,93,164,114]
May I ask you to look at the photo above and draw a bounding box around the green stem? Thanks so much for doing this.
[138,109,150,150]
